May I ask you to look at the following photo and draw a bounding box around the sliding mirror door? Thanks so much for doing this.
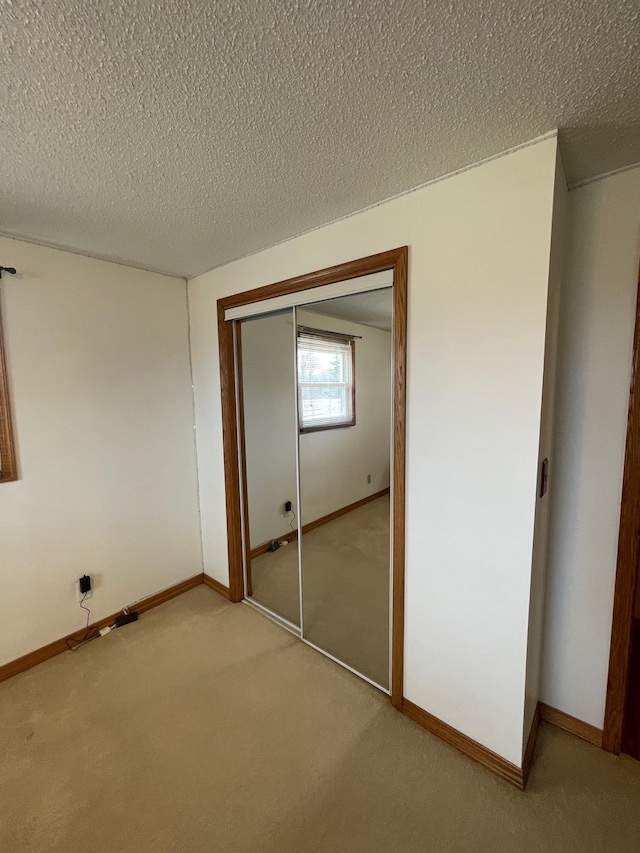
[238,309,300,628]
[297,288,393,688]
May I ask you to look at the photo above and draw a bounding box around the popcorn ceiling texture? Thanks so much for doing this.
[1,0,638,277]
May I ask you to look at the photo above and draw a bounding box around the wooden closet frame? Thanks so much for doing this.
[217,246,408,707]
[0,296,18,483]
[604,262,640,753]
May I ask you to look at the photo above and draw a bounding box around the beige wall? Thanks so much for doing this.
[0,237,203,665]
[240,310,298,548]
[541,165,640,727]
[523,147,568,752]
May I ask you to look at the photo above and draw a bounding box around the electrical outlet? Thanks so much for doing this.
[77,575,93,601]
[284,500,292,514]
[367,474,372,484]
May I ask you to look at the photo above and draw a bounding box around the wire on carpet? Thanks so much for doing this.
[66,592,101,651]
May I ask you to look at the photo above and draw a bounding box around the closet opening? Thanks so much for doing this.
[217,247,407,707]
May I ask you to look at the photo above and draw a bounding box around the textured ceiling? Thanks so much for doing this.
[1,1,639,278]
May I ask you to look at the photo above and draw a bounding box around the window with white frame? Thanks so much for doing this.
[297,329,355,432]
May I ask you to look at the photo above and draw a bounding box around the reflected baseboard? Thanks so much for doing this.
[250,529,298,560]
[249,487,390,560]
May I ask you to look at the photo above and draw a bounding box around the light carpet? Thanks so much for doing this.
[1,585,640,852]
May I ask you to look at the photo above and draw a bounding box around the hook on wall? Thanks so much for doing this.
[0,267,17,279]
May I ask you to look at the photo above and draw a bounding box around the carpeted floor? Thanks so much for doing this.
[2,585,640,853]
[250,495,390,687]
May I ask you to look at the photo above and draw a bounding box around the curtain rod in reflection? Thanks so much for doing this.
[297,325,362,341]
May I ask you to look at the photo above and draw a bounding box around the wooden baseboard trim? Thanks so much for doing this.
[402,698,526,789]
[0,573,205,685]
[133,574,204,614]
[203,573,232,600]
[250,530,298,560]
[539,702,603,747]
[302,487,390,535]
[249,488,390,560]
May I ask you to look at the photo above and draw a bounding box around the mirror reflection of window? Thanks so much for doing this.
[297,329,355,432]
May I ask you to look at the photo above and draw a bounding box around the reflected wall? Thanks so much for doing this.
[239,309,299,626]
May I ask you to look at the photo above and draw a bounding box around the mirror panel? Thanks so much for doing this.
[238,309,300,627]
[297,288,393,687]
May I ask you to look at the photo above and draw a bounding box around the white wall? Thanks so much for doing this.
[188,136,559,765]
[541,166,640,727]
[523,148,567,751]
[298,308,391,526]
[240,310,298,548]
[0,237,203,665]
[240,308,392,548]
